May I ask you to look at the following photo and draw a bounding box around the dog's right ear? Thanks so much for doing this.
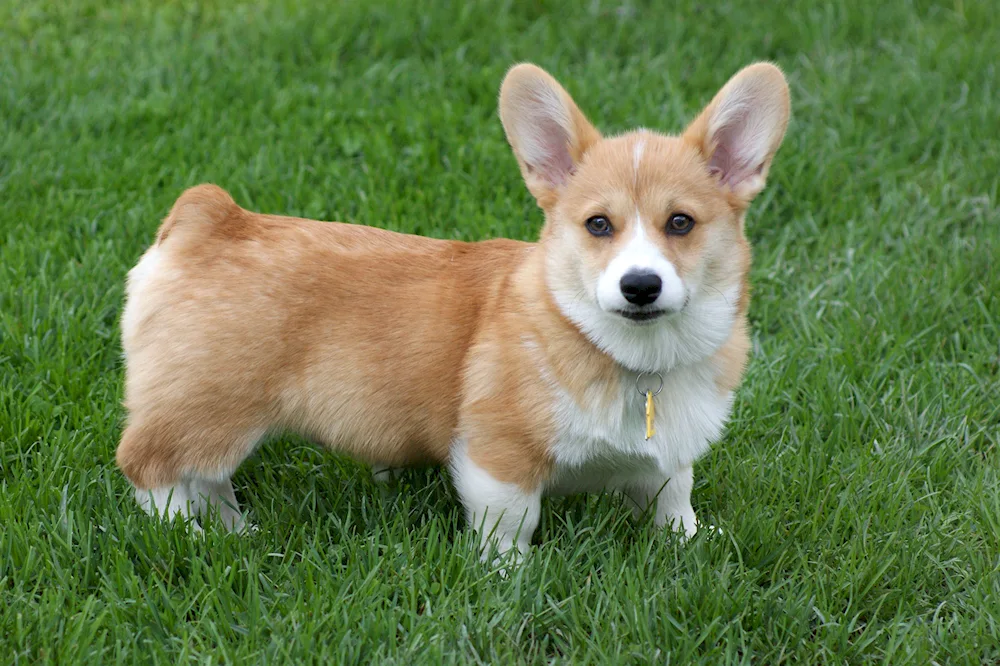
[499,64,601,209]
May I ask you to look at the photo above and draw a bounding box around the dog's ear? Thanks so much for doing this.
[499,64,601,208]
[683,63,790,205]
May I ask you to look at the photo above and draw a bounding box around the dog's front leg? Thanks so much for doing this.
[449,439,542,561]
[625,465,698,538]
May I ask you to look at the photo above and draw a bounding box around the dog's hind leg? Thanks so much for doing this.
[372,464,403,483]
[117,412,264,533]
[187,477,253,533]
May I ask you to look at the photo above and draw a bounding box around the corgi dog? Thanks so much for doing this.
[117,62,789,558]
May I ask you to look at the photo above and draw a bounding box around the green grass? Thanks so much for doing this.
[2,0,999,662]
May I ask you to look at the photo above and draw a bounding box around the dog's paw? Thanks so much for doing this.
[372,465,402,483]
[232,515,258,535]
[480,542,531,578]
[701,522,723,537]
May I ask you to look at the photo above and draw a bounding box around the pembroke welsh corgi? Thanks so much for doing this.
[117,62,790,557]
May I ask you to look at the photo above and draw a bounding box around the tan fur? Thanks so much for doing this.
[118,61,789,511]
[119,186,532,487]
[457,256,622,487]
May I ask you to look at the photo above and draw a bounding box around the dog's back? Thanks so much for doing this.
[118,185,529,496]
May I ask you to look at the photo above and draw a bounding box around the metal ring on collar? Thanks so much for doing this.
[635,371,664,397]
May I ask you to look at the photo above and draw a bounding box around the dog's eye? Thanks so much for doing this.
[666,213,695,235]
[585,215,613,237]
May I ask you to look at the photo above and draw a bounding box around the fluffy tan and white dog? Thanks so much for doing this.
[117,62,789,557]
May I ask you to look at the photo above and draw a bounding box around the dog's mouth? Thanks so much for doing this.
[615,309,667,323]
[612,293,690,324]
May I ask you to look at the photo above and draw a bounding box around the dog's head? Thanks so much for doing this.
[500,63,790,371]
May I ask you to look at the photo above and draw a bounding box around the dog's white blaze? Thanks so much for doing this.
[595,218,687,314]
[450,439,541,558]
[632,138,645,185]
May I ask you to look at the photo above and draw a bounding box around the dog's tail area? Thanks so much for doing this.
[156,184,242,244]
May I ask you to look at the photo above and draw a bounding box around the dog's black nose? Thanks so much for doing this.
[620,271,662,307]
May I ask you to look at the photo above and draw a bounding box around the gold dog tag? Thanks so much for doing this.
[645,390,655,440]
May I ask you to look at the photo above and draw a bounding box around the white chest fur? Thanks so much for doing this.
[544,359,733,496]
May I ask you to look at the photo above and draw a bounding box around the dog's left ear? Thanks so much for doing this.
[499,64,602,209]
[683,63,791,205]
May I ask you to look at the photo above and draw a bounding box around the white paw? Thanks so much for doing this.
[372,465,402,483]
[484,545,529,578]
[660,509,698,539]
[702,522,723,537]
[231,515,258,535]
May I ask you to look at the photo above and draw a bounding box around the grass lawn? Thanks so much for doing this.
[2,0,999,662]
